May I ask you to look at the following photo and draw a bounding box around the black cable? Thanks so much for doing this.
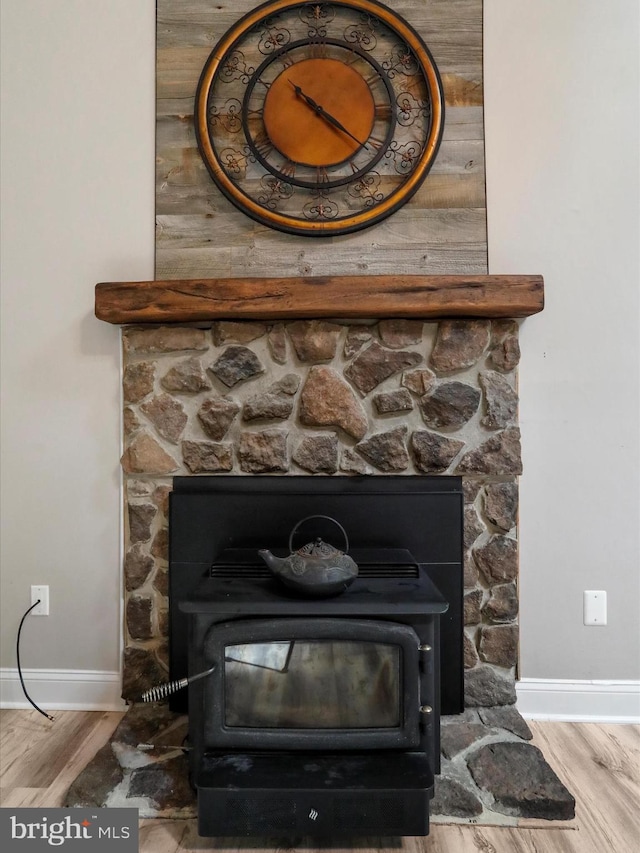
[16,600,55,721]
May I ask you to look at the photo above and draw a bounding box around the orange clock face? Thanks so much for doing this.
[195,0,444,236]
[262,58,375,168]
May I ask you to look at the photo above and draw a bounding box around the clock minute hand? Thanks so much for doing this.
[290,81,367,148]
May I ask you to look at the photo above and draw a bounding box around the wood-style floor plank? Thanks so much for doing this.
[1,711,638,852]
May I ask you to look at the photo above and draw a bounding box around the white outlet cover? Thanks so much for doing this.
[583,590,607,626]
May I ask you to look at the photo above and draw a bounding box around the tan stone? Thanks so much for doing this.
[121,433,178,475]
[378,319,423,348]
[123,326,208,354]
[287,320,342,362]
[300,366,368,440]
[123,361,155,404]
[212,321,267,345]
[140,394,188,443]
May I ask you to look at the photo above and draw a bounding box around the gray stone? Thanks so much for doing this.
[340,448,372,475]
[373,389,413,414]
[238,429,289,473]
[484,482,519,531]
[161,357,211,394]
[272,374,301,395]
[293,434,339,474]
[212,321,266,345]
[128,503,156,543]
[287,320,342,361]
[122,647,168,702]
[121,433,178,475]
[126,594,153,641]
[467,742,575,820]
[197,396,240,440]
[300,366,368,440]
[123,361,155,404]
[463,479,483,504]
[464,504,484,550]
[478,706,532,740]
[151,485,173,517]
[111,702,187,749]
[243,389,295,421]
[489,320,521,372]
[124,545,155,592]
[345,341,422,395]
[464,664,517,706]
[344,326,373,359]
[464,588,483,625]
[63,743,123,808]
[474,535,518,585]
[209,346,264,388]
[153,566,168,597]
[464,552,479,587]
[480,371,518,430]
[182,440,233,473]
[268,323,288,364]
[127,480,153,497]
[151,527,169,561]
[430,775,483,818]
[123,406,140,437]
[123,326,208,354]
[479,625,519,667]
[456,428,523,476]
[140,394,188,443]
[356,426,410,472]
[402,368,436,396]
[411,430,465,473]
[128,755,196,816]
[441,722,490,759]
[430,320,491,373]
[378,319,423,348]
[482,583,519,622]
[464,632,480,669]
[419,382,481,430]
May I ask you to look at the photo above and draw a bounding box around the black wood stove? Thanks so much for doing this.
[169,476,463,837]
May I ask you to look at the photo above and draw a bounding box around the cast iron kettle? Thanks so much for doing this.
[258,515,358,597]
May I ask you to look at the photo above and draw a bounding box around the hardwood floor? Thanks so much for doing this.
[0,710,638,852]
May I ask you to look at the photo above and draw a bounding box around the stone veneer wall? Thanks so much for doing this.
[120,318,522,705]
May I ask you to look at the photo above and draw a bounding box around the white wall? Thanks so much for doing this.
[1,1,638,705]
[0,1,155,684]
[484,0,640,682]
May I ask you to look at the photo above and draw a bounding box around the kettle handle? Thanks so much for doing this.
[288,515,350,554]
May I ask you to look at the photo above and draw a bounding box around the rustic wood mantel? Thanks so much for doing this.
[94,274,544,325]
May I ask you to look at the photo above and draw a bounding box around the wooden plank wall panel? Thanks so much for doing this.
[155,0,487,280]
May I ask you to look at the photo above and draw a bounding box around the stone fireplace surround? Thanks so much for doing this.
[65,275,575,824]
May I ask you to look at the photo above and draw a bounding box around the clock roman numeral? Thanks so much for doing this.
[315,166,329,184]
[281,159,297,178]
[254,132,274,159]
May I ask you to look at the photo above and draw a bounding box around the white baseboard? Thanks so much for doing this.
[516,678,640,724]
[1,670,638,722]
[0,668,127,712]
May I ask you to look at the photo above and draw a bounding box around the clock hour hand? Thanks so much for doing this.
[290,81,367,148]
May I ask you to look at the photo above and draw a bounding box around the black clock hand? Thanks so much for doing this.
[290,81,367,148]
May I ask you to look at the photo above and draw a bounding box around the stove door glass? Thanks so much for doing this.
[224,640,400,728]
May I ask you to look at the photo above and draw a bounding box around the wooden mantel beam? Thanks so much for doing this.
[94,274,544,325]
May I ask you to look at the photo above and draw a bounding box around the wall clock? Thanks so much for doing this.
[195,0,445,236]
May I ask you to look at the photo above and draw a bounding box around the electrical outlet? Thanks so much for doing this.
[30,585,49,616]
[583,590,607,626]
